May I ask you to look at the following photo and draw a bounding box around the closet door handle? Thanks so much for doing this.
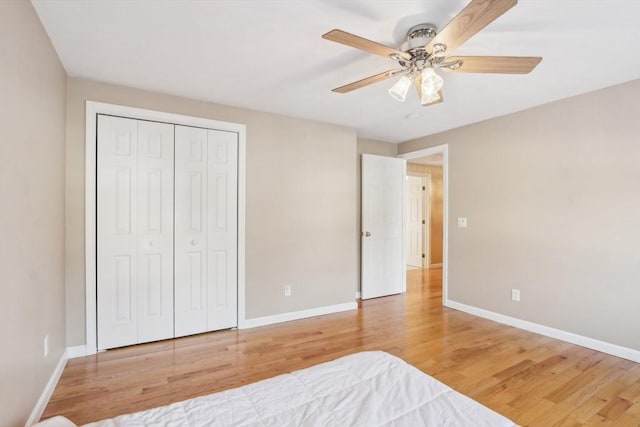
[191,240,198,246]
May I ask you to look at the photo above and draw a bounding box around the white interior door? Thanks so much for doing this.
[174,125,208,337]
[174,126,238,336]
[97,115,174,350]
[406,176,424,267]
[361,154,406,299]
[206,129,238,331]
[136,120,175,343]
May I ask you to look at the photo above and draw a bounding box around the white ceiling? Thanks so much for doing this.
[32,0,640,143]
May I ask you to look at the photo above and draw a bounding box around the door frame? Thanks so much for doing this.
[398,145,448,303]
[85,101,246,355]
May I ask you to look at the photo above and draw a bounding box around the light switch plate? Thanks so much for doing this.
[457,217,468,228]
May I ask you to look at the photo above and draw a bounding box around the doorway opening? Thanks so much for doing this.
[405,153,443,271]
[399,145,448,302]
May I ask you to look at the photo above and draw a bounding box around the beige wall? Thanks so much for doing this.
[65,78,358,345]
[0,1,67,425]
[407,164,443,265]
[399,79,640,351]
[356,138,398,289]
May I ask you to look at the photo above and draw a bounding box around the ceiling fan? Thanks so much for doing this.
[322,0,542,106]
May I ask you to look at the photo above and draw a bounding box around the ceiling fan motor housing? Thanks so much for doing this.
[401,24,437,52]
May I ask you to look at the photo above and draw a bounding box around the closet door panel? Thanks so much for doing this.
[97,116,175,350]
[174,125,209,337]
[97,115,139,350]
[207,130,238,330]
[136,120,175,343]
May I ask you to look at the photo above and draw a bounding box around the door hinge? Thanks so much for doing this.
[422,186,426,191]
[422,253,425,258]
[422,219,425,225]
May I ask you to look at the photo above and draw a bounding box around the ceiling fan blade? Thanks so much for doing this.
[323,29,411,60]
[332,70,404,93]
[426,0,517,55]
[442,56,542,73]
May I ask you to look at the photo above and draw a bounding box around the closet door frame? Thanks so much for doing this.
[85,101,246,355]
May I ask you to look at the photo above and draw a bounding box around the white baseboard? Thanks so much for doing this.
[26,349,68,426]
[66,345,89,359]
[355,291,361,299]
[445,299,640,363]
[240,302,358,329]
[70,302,360,355]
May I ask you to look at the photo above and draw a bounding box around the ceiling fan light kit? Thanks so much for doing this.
[322,0,542,107]
[390,67,443,105]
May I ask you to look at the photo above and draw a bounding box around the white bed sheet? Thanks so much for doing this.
[79,351,516,426]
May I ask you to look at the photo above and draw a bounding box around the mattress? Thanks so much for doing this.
[40,351,517,426]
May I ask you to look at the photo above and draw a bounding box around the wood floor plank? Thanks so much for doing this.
[556,395,610,426]
[42,269,640,426]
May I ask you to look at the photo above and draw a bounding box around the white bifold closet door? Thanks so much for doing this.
[97,115,175,350]
[174,125,238,337]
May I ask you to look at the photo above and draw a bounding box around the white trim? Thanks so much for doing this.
[66,345,88,359]
[423,176,430,268]
[236,129,247,329]
[85,103,97,354]
[445,299,640,363]
[26,350,68,426]
[401,160,407,293]
[85,101,246,353]
[355,291,361,299]
[398,145,449,303]
[240,302,358,329]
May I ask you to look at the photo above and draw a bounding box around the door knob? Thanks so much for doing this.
[191,240,197,246]
[365,231,371,237]
[148,240,155,247]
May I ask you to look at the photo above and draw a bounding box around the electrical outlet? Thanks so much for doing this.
[457,217,468,228]
[44,335,49,357]
[284,284,292,297]
[511,289,521,302]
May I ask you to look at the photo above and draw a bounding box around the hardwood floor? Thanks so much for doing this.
[43,269,640,426]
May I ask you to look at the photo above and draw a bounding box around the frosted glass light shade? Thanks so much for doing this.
[388,76,412,102]
[420,90,441,105]
[420,68,443,104]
